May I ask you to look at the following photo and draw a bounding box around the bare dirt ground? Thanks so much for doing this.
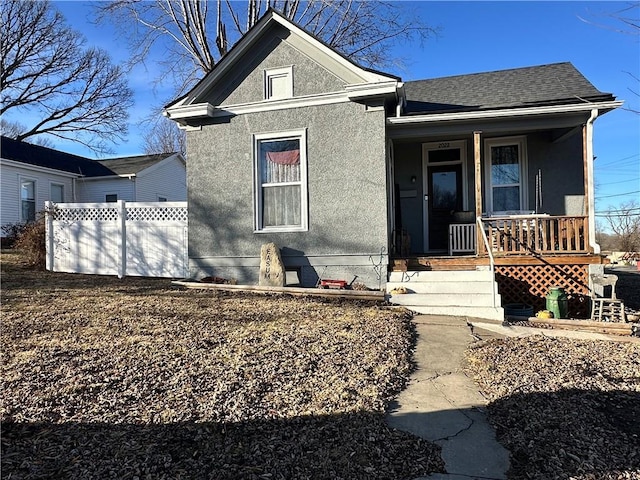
[1,250,444,480]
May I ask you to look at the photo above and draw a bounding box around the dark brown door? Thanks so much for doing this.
[427,164,463,251]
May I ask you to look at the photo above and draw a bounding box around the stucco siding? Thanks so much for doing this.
[207,30,347,106]
[1,163,75,233]
[76,178,135,203]
[136,158,187,201]
[526,132,585,216]
[187,101,388,286]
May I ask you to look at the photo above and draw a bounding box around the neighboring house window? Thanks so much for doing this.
[264,66,293,100]
[485,137,528,214]
[254,129,307,232]
[157,196,167,202]
[105,194,118,202]
[50,184,64,203]
[20,179,36,222]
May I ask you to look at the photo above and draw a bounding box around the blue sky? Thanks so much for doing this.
[38,1,640,214]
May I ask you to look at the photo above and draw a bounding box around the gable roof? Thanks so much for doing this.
[403,62,615,115]
[0,136,180,178]
[165,7,400,117]
[96,153,181,176]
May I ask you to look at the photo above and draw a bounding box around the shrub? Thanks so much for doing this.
[14,217,46,269]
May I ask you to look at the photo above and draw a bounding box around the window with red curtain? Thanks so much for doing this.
[255,131,307,231]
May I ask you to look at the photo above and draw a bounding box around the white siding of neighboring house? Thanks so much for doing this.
[135,155,187,201]
[1,161,76,233]
[75,177,136,203]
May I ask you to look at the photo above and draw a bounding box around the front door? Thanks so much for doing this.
[423,141,466,252]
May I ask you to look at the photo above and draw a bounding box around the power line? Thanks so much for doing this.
[596,177,640,186]
[595,190,640,199]
[594,153,640,167]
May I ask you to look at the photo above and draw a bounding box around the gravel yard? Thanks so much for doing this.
[1,250,444,480]
[466,336,640,480]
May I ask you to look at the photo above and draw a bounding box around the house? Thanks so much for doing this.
[75,153,187,203]
[164,9,622,319]
[1,136,186,234]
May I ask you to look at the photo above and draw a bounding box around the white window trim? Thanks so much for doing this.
[19,176,37,222]
[263,66,294,100]
[253,128,308,233]
[484,136,528,216]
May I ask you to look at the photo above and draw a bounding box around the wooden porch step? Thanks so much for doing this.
[391,256,488,272]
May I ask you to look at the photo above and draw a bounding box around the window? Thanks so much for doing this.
[20,179,36,222]
[254,129,307,232]
[264,66,293,100]
[105,194,118,202]
[157,196,167,202]
[50,184,64,203]
[484,137,528,214]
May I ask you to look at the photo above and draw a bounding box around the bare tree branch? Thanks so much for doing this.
[95,0,438,97]
[143,117,186,155]
[0,0,133,154]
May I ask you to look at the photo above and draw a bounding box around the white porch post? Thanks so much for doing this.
[584,108,599,254]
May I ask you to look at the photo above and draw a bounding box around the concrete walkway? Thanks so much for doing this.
[386,315,510,480]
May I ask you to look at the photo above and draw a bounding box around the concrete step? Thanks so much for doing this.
[399,305,505,321]
[389,292,501,308]
[388,269,494,283]
[387,281,493,294]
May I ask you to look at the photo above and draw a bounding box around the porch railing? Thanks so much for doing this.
[478,215,589,255]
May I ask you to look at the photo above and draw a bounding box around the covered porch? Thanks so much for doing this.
[386,118,608,319]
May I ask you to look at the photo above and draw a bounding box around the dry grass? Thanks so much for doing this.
[466,336,640,480]
[1,250,444,479]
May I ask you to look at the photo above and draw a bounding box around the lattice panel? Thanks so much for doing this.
[496,264,590,318]
[55,207,119,222]
[127,206,188,222]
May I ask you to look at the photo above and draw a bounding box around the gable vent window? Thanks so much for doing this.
[264,66,293,100]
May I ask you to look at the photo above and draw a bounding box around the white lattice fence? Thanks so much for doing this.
[46,201,188,278]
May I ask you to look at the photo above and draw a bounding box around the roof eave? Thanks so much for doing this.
[387,100,624,125]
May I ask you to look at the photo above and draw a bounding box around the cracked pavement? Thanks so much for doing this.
[386,315,510,480]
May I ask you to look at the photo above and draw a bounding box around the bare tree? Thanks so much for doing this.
[1,0,133,154]
[96,0,437,95]
[143,117,186,155]
[603,200,640,252]
[579,2,639,114]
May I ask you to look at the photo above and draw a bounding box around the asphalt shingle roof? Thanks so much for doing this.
[96,154,174,175]
[0,136,113,176]
[403,62,615,115]
[1,136,176,177]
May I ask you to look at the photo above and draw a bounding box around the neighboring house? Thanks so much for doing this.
[163,9,622,319]
[75,153,187,203]
[1,136,186,234]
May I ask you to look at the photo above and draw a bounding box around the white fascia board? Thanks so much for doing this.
[269,14,397,84]
[167,91,351,121]
[387,100,624,125]
[164,103,215,121]
[80,174,136,180]
[345,81,401,100]
[0,158,82,178]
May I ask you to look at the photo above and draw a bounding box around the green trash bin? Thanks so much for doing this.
[546,287,568,319]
